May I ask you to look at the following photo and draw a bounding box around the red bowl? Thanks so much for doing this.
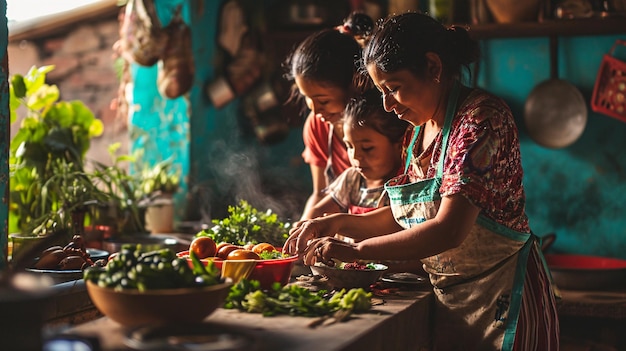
[545,253,626,290]
[177,251,298,290]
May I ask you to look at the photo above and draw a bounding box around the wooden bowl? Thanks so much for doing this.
[85,280,232,326]
[310,263,388,290]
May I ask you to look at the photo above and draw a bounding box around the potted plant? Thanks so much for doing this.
[137,158,181,233]
[8,65,105,256]
[89,143,146,236]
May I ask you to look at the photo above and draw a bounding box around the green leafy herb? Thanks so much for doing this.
[258,250,288,260]
[196,200,290,246]
[224,279,373,318]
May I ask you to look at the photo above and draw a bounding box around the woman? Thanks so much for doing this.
[284,12,559,351]
[284,13,374,220]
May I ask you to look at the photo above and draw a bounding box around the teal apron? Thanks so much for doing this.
[384,83,535,350]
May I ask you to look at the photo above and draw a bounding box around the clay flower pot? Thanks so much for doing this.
[144,194,175,234]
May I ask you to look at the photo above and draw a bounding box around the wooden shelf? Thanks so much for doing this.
[266,17,626,48]
[466,17,626,39]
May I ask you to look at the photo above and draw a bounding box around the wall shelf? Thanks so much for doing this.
[466,18,626,39]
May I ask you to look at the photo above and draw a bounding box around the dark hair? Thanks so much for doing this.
[285,27,375,93]
[362,12,479,81]
[344,89,409,143]
[283,13,376,107]
[285,29,361,89]
[340,12,375,39]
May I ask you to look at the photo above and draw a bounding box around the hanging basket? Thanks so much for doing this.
[591,40,626,123]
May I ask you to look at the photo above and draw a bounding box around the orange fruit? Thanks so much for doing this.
[216,244,240,260]
[252,243,275,255]
[226,249,260,260]
[189,237,217,259]
[216,242,234,252]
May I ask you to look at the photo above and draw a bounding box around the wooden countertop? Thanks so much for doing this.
[57,289,433,351]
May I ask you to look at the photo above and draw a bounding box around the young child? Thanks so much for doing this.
[304,89,409,219]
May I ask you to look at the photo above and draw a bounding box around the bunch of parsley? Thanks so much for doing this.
[224,279,372,318]
[196,200,290,246]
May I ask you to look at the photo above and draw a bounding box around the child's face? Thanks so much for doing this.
[295,76,349,125]
[343,122,402,184]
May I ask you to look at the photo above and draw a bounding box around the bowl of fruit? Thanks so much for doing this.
[83,244,231,327]
[178,237,298,290]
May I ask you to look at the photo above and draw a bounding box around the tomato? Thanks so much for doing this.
[216,242,235,252]
[189,237,217,259]
[252,243,275,255]
[226,249,260,260]
[216,244,240,260]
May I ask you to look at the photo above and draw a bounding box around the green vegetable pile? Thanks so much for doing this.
[83,245,222,291]
[257,250,289,260]
[196,200,291,246]
[224,279,372,318]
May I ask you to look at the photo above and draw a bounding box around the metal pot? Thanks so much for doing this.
[544,253,626,291]
[540,233,626,291]
[524,36,588,149]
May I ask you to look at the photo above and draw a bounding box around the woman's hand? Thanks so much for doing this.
[282,216,337,256]
[301,237,359,266]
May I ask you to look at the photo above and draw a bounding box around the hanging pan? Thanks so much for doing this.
[524,36,587,149]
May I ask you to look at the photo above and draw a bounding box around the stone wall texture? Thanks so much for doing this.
[7,11,128,169]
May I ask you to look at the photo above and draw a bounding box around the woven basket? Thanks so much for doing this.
[591,40,626,122]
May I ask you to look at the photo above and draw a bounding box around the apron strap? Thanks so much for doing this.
[403,127,419,174]
[402,81,462,177]
[436,81,461,178]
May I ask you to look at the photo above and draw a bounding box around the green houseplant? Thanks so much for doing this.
[138,158,180,200]
[89,143,146,236]
[9,65,105,243]
[138,158,181,233]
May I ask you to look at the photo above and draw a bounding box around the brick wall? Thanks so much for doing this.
[7,12,128,169]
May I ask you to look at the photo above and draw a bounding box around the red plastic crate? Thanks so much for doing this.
[591,40,626,122]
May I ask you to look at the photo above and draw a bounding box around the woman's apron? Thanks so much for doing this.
[384,83,538,351]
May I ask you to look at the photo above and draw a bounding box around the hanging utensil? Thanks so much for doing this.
[119,0,168,67]
[524,36,588,149]
[157,7,194,99]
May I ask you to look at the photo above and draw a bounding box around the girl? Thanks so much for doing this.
[305,89,409,219]
[284,13,374,220]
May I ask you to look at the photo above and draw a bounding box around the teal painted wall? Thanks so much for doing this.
[130,0,190,225]
[178,0,309,222]
[477,35,626,259]
[129,1,626,258]
[132,0,309,224]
